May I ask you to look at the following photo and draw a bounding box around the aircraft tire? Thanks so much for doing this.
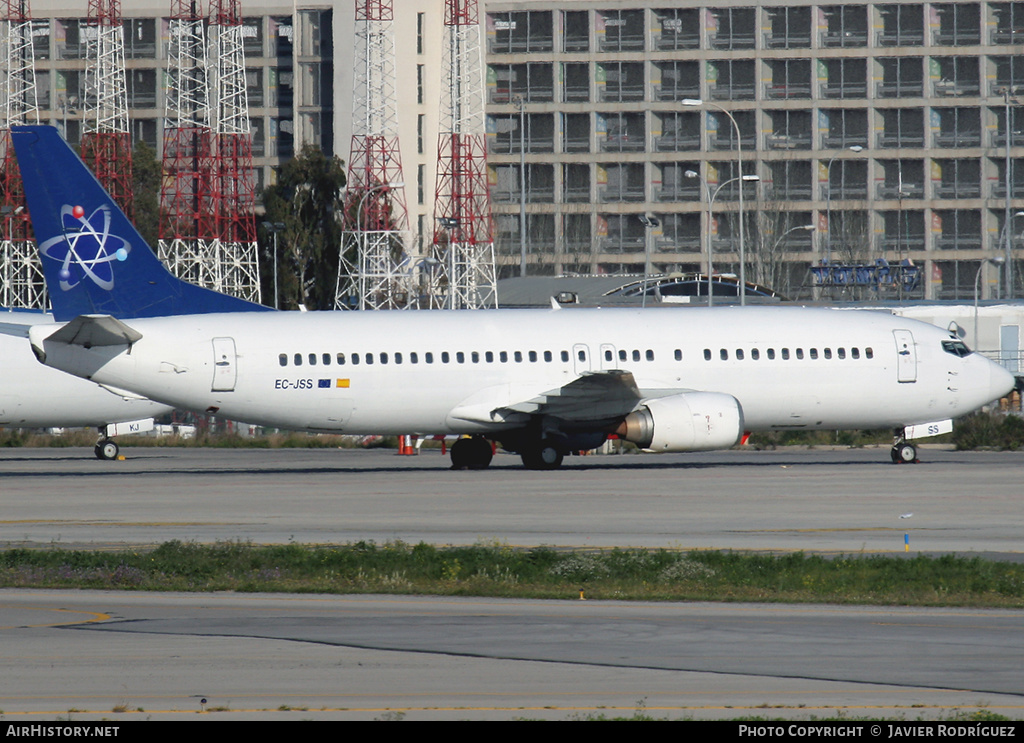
[95,439,119,460]
[521,440,563,470]
[891,443,917,464]
[450,437,493,470]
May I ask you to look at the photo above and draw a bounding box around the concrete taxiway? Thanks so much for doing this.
[2,590,1023,721]
[2,446,1023,720]
[1,446,1023,554]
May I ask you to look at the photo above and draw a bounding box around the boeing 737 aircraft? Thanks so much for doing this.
[10,125,1017,468]
[0,309,171,458]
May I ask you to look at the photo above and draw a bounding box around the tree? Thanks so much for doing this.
[260,146,346,310]
[132,140,161,250]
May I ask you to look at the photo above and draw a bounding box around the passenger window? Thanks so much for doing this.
[809,348,818,360]
[456,352,465,363]
[544,350,552,362]
[425,352,434,363]
[824,348,832,359]
[646,349,654,361]
[442,352,450,363]
[411,352,418,364]
[294,353,302,366]
[279,354,287,367]
[796,349,804,360]
[782,348,790,360]
[704,349,712,361]
[471,352,479,363]
[605,349,613,362]
[529,350,537,362]
[308,353,317,366]
[837,348,846,360]
[767,348,776,360]
[500,351,508,363]
[674,349,682,361]
[618,349,627,361]
[720,349,728,360]
[337,353,346,365]
[352,354,360,365]
[395,352,403,364]
[736,349,745,360]
[851,348,860,359]
[632,349,640,362]
[514,351,523,362]
[365,353,374,365]
[380,352,388,364]
[485,351,493,363]
[866,347,873,359]
[751,348,760,360]
[561,350,570,362]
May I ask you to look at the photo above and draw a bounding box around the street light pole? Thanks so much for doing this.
[437,216,460,310]
[975,256,1006,347]
[513,95,527,278]
[638,215,660,308]
[1004,89,1017,298]
[825,145,864,264]
[261,221,285,310]
[686,169,760,307]
[683,99,753,305]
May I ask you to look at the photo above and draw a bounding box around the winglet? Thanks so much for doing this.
[11,125,273,322]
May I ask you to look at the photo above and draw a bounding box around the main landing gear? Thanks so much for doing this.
[449,435,493,470]
[890,428,918,464]
[519,439,563,470]
[94,438,120,460]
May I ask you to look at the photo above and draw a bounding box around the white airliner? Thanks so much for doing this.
[9,125,1018,469]
[0,310,171,459]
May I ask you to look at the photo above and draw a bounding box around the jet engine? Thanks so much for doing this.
[616,392,744,452]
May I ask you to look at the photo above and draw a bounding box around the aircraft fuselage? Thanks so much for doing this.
[30,305,1012,442]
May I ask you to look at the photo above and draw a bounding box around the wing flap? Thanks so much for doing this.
[501,370,644,423]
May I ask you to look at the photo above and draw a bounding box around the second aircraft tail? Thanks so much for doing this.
[11,125,272,322]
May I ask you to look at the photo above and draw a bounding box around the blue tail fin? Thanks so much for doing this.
[11,125,272,321]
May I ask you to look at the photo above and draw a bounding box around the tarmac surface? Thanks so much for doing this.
[2,445,1023,720]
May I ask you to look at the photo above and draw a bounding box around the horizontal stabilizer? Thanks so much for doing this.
[0,321,31,339]
[46,315,142,348]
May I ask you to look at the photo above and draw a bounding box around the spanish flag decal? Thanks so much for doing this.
[336,379,350,388]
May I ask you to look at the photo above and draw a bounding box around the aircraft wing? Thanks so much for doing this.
[500,370,644,423]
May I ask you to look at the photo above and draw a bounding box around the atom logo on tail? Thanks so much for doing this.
[38,204,131,292]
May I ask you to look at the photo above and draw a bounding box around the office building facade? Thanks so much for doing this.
[481,0,1024,300]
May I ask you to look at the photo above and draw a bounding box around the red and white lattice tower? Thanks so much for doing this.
[0,0,43,308]
[431,0,496,309]
[335,0,412,310]
[81,0,133,219]
[206,0,260,302]
[158,0,218,290]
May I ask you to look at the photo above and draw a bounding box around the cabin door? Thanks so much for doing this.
[893,330,917,383]
[211,337,238,392]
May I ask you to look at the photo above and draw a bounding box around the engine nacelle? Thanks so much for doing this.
[617,392,744,452]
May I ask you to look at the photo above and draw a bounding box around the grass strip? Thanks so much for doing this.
[2,541,1024,607]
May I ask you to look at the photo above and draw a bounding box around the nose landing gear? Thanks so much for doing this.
[891,428,918,464]
[94,438,120,460]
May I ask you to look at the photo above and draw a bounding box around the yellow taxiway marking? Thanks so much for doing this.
[0,605,110,630]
